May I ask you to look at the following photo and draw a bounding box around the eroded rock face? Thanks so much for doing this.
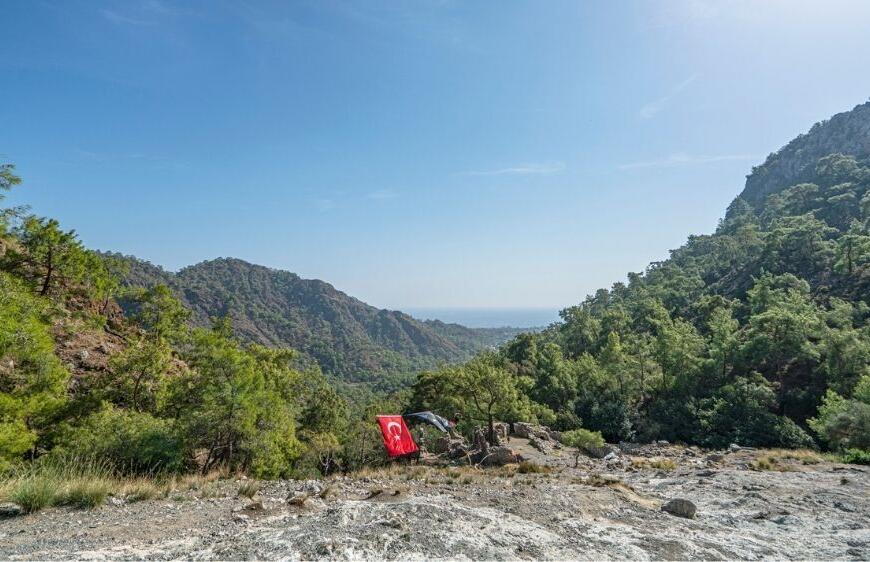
[662,498,697,519]
[740,101,870,206]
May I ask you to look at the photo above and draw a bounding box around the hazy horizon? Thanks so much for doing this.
[406,307,560,329]
[5,1,870,309]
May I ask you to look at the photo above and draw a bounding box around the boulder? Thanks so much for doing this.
[585,444,620,459]
[0,502,22,518]
[494,422,510,441]
[472,428,490,453]
[513,422,535,439]
[661,499,697,519]
[478,446,521,466]
[529,435,553,454]
[431,436,470,458]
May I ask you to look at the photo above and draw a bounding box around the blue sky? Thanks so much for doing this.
[3,1,870,309]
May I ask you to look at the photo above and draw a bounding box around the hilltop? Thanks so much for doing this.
[113,255,526,389]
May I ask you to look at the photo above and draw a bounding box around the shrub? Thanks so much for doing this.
[841,448,870,465]
[561,428,606,467]
[810,381,870,451]
[770,416,816,449]
[54,406,185,475]
[0,273,69,471]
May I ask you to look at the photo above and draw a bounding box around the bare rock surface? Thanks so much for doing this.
[0,444,868,560]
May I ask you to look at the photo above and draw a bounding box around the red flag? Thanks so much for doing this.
[376,415,418,458]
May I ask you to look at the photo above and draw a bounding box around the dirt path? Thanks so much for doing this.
[1,447,868,560]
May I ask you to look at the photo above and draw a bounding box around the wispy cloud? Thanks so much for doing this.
[314,198,335,212]
[366,189,399,200]
[100,1,182,27]
[100,9,154,26]
[619,152,756,170]
[639,74,699,119]
[463,162,566,177]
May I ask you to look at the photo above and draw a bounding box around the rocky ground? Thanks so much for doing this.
[1,440,868,560]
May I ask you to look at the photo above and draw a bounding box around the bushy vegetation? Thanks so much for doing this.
[561,429,605,467]
[3,105,870,505]
[412,151,870,461]
[116,255,518,391]
[0,162,380,485]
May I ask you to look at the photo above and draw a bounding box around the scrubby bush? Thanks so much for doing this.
[810,375,870,451]
[561,428,606,467]
[0,272,69,470]
[54,406,185,474]
[840,448,870,465]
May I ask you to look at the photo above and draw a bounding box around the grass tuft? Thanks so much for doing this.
[121,480,161,503]
[238,480,260,499]
[59,478,112,509]
[517,461,552,474]
[631,457,677,471]
[7,477,55,514]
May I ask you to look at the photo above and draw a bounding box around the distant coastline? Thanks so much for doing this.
[406,307,560,329]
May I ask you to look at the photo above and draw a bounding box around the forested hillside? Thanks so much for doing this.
[411,102,870,458]
[0,164,387,479]
[114,255,524,389]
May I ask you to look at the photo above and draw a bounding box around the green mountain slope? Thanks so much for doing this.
[114,256,524,386]
[412,101,870,453]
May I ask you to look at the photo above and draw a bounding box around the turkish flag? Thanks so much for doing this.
[376,415,419,458]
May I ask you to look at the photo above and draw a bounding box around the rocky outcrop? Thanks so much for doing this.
[740,101,870,206]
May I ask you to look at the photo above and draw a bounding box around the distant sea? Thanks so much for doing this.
[405,307,560,329]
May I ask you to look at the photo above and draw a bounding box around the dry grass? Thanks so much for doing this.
[752,449,822,471]
[631,457,677,471]
[120,480,162,503]
[237,480,260,499]
[517,461,552,474]
[1,458,114,512]
[318,484,337,499]
[0,459,232,514]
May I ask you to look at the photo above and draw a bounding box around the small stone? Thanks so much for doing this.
[662,498,697,519]
[76,350,90,361]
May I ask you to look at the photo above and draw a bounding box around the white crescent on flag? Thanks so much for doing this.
[387,421,402,440]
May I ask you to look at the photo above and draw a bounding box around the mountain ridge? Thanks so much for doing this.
[111,254,526,386]
[740,100,870,206]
